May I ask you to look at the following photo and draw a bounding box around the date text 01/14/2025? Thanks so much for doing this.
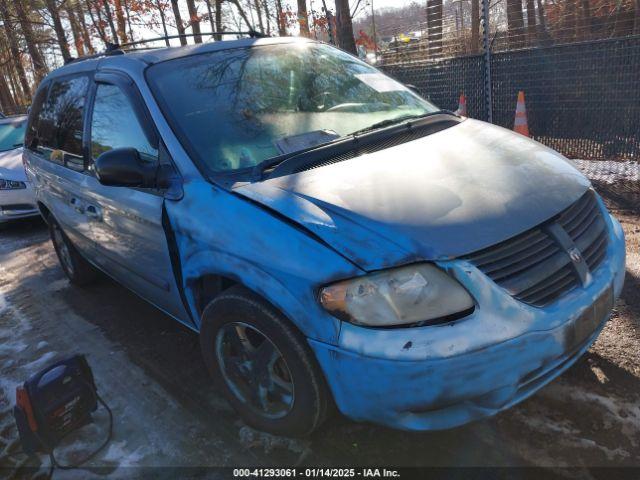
[233,468,401,478]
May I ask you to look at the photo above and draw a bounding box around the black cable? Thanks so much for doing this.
[31,383,113,479]
[48,391,113,470]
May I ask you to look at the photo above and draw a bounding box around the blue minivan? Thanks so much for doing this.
[24,36,625,436]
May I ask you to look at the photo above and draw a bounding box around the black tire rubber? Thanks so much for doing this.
[49,218,98,286]
[200,285,332,437]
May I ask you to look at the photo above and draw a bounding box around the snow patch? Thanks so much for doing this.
[103,441,148,466]
[573,160,639,185]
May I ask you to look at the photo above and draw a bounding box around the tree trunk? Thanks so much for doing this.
[536,0,552,44]
[44,0,72,62]
[297,0,310,37]
[123,0,135,42]
[13,0,48,80]
[171,0,188,45]
[66,3,86,56]
[335,0,356,53]
[5,63,22,105]
[275,0,286,35]
[635,0,640,35]
[426,0,443,58]
[229,0,252,30]
[506,0,526,48]
[86,0,110,44]
[526,0,537,44]
[215,0,223,39]
[156,0,171,45]
[580,0,592,39]
[0,72,16,113]
[471,0,479,52]
[113,0,129,44]
[185,0,203,43]
[263,0,271,35]
[0,0,31,97]
[253,0,264,33]
[204,0,215,31]
[103,0,120,44]
[75,1,95,53]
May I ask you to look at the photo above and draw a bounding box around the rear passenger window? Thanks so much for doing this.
[24,85,49,151]
[37,75,89,171]
[90,84,158,164]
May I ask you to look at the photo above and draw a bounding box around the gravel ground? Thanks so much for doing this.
[0,194,638,478]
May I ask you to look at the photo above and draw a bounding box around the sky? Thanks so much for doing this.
[283,0,417,19]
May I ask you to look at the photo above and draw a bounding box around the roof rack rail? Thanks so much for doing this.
[64,42,124,65]
[119,30,268,49]
[63,31,268,66]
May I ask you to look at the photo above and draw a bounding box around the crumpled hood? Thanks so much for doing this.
[235,119,590,270]
[0,148,26,181]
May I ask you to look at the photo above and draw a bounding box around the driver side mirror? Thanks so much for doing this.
[94,148,156,188]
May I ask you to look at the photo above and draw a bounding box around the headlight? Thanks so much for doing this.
[0,178,26,190]
[319,264,474,327]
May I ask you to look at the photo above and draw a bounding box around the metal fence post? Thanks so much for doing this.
[481,0,493,123]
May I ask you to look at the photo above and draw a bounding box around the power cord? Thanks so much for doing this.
[35,385,113,479]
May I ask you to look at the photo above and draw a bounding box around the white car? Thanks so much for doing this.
[0,115,39,224]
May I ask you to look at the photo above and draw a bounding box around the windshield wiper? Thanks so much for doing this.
[349,110,455,136]
[252,138,344,180]
[250,109,458,181]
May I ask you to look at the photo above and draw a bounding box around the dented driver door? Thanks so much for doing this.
[82,73,188,322]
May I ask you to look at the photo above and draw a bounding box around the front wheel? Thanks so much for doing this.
[200,286,332,437]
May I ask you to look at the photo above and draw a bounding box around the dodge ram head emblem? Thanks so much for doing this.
[568,247,583,264]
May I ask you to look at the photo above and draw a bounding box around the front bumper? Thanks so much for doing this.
[0,182,38,223]
[310,214,626,431]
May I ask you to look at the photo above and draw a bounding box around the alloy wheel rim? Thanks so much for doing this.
[215,322,294,419]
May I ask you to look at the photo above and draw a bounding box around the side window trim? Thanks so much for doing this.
[92,72,159,151]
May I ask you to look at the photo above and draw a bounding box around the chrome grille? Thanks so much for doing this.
[465,190,608,307]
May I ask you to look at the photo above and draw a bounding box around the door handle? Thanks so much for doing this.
[85,205,102,221]
[69,197,84,213]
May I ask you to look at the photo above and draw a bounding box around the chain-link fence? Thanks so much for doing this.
[371,0,639,205]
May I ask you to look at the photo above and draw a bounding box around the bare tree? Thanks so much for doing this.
[275,0,286,35]
[506,0,526,48]
[102,0,119,43]
[44,0,72,61]
[185,0,203,42]
[155,0,171,45]
[113,0,129,43]
[0,0,31,97]
[471,0,480,52]
[171,0,188,45]
[13,0,48,80]
[66,2,86,56]
[527,0,537,43]
[297,0,310,37]
[74,1,94,53]
[215,0,223,38]
[335,0,356,53]
[86,0,110,44]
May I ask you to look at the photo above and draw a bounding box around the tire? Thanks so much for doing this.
[200,285,332,437]
[49,218,98,286]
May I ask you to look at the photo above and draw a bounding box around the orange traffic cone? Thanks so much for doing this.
[514,91,530,137]
[455,94,468,117]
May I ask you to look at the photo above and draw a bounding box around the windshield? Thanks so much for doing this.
[0,119,26,152]
[147,42,438,173]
